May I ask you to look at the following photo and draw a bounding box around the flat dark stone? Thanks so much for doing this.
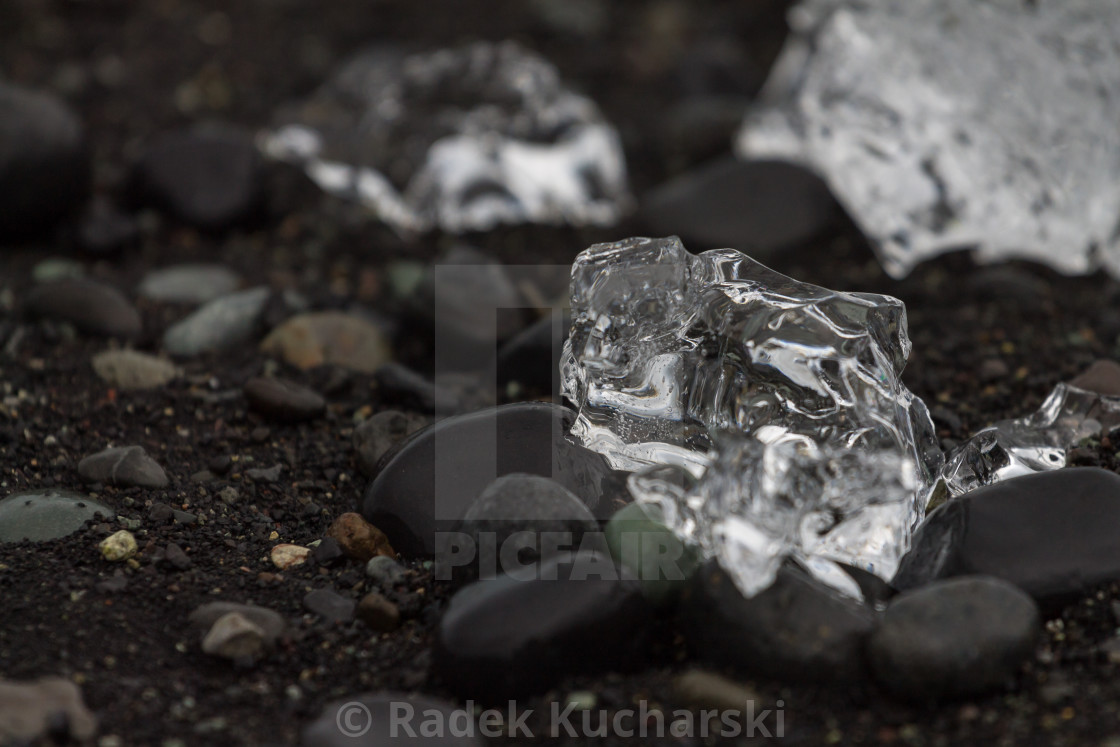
[639,157,839,256]
[361,402,627,556]
[303,588,356,624]
[25,278,142,339]
[677,560,878,683]
[244,376,326,422]
[892,468,1120,612]
[869,576,1040,702]
[432,552,649,703]
[302,692,485,746]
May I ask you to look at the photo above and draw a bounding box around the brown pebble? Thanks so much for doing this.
[1070,360,1120,396]
[356,591,401,632]
[326,512,396,562]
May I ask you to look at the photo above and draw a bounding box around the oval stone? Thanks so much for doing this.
[0,490,115,544]
[361,403,627,556]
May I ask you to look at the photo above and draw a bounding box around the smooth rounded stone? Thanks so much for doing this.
[77,198,138,255]
[362,402,628,556]
[0,676,98,743]
[892,468,1120,611]
[673,669,761,713]
[604,502,701,606]
[869,576,1039,702]
[661,95,752,165]
[1070,360,1120,396]
[132,124,262,230]
[353,410,430,477]
[0,489,114,544]
[356,592,401,632]
[244,376,326,422]
[99,529,137,561]
[138,264,242,305]
[365,555,407,587]
[302,692,485,747]
[496,309,570,397]
[373,363,493,416]
[78,444,169,488]
[162,286,271,357]
[433,552,649,702]
[201,612,267,661]
[326,513,396,562]
[416,246,527,352]
[303,588,356,623]
[445,473,601,585]
[0,82,89,239]
[677,560,878,683]
[188,601,288,647]
[261,311,392,373]
[24,278,141,339]
[91,349,179,390]
[271,543,311,570]
[639,157,839,256]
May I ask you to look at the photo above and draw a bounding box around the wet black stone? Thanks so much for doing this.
[432,552,649,702]
[869,576,1040,702]
[495,309,570,398]
[303,588,355,623]
[443,473,601,586]
[302,692,485,747]
[677,560,877,683]
[24,278,142,339]
[0,82,89,240]
[892,468,1120,612]
[244,376,326,422]
[639,157,839,256]
[131,124,262,231]
[361,403,627,556]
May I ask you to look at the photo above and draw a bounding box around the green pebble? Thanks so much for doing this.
[604,502,700,606]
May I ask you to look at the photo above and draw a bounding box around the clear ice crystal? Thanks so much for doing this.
[941,382,1120,497]
[560,236,943,596]
[737,0,1120,279]
[260,41,630,234]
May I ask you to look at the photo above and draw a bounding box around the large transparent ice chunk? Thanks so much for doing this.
[942,382,1120,497]
[560,236,944,596]
[737,0,1120,279]
[260,41,630,234]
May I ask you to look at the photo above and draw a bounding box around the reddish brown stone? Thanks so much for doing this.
[326,512,396,562]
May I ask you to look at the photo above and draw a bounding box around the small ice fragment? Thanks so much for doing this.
[737,0,1120,279]
[260,41,630,234]
[561,236,943,596]
[942,382,1120,497]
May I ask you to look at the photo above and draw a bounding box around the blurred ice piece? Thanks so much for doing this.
[942,382,1120,497]
[737,0,1120,279]
[560,236,944,596]
[260,41,630,234]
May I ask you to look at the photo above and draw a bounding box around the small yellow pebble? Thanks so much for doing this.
[100,530,138,561]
